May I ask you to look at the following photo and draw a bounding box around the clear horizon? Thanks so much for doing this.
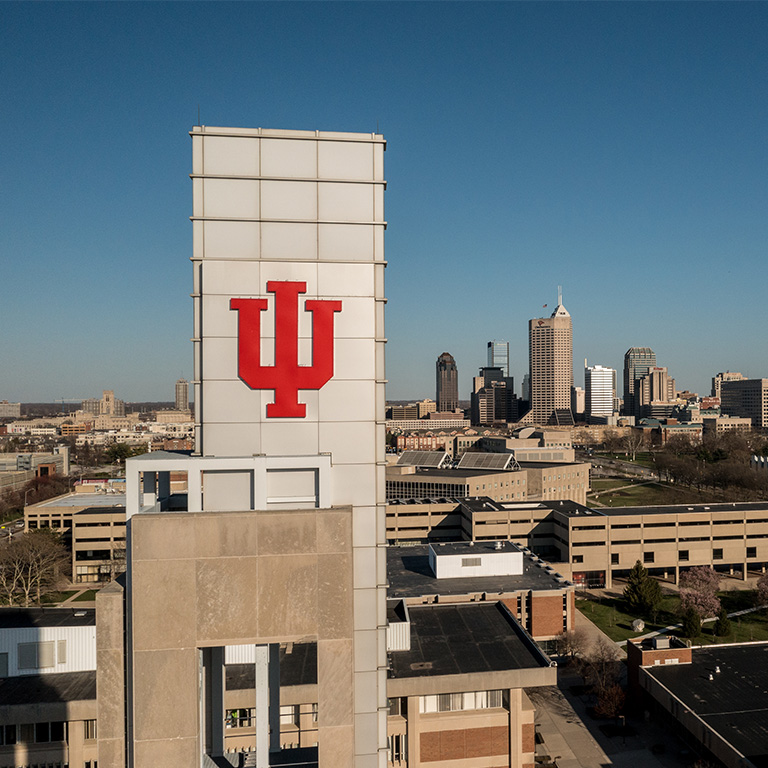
[3,2,767,403]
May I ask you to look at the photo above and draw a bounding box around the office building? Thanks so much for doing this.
[636,366,676,418]
[584,362,615,422]
[486,340,510,377]
[720,379,768,429]
[0,401,21,419]
[174,377,189,411]
[471,366,516,425]
[711,371,745,399]
[81,390,126,418]
[435,352,459,412]
[527,290,573,425]
[623,347,656,418]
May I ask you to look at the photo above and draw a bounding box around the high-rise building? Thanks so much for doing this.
[584,362,616,422]
[636,366,676,418]
[436,352,459,412]
[712,371,745,399]
[175,378,189,411]
[623,348,656,418]
[81,390,126,417]
[528,290,573,425]
[721,379,768,429]
[470,367,516,425]
[487,340,510,377]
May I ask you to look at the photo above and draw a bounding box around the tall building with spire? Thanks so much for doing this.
[623,347,656,418]
[528,288,573,425]
[436,352,459,412]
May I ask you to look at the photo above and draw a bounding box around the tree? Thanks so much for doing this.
[757,571,768,607]
[624,430,646,462]
[623,560,663,616]
[679,566,721,619]
[594,683,626,719]
[582,635,622,694]
[0,530,68,606]
[682,607,701,639]
[556,627,590,662]
[714,607,731,637]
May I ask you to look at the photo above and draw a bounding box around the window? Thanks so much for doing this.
[611,554,619,565]
[572,555,584,564]
[713,548,723,560]
[0,724,16,745]
[0,652,7,678]
[226,709,254,729]
[747,547,757,559]
[389,733,407,763]
[84,719,97,740]
[18,641,55,670]
[679,550,689,561]
[644,552,654,563]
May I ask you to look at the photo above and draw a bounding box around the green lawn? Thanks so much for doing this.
[578,589,768,645]
[590,481,726,508]
[73,589,98,602]
[39,590,78,604]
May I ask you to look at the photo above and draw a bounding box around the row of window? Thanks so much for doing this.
[0,720,96,745]
[419,689,504,714]
[573,548,760,566]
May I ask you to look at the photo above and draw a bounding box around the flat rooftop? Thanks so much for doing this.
[387,544,569,599]
[226,643,317,690]
[0,608,95,629]
[389,602,550,679]
[430,541,521,556]
[645,642,768,766]
[36,492,126,508]
[601,501,768,517]
[0,671,95,706]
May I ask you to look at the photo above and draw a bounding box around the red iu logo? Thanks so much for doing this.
[230,281,342,418]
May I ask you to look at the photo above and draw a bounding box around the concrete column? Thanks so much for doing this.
[255,644,278,767]
[674,565,680,584]
[743,562,748,580]
[406,695,420,768]
[188,467,202,512]
[508,687,522,768]
[202,647,226,758]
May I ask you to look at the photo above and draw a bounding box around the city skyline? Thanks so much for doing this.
[3,3,768,401]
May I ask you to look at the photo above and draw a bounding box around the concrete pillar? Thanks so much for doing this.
[508,687,523,768]
[743,562,748,580]
[188,467,202,512]
[254,644,280,766]
[674,565,680,584]
[406,695,420,768]
[202,647,225,758]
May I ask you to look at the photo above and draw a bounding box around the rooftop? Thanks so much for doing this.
[429,540,522,556]
[387,544,569,599]
[0,608,95,629]
[388,602,551,679]
[645,642,768,767]
[600,501,768,517]
[0,671,95,706]
[37,492,126,508]
[226,643,318,690]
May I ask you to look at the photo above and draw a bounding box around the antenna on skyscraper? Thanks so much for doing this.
[558,285,563,305]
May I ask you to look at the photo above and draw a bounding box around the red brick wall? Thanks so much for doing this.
[420,725,509,762]
[521,722,535,753]
[530,594,564,637]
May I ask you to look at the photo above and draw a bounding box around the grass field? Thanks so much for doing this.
[589,481,728,508]
[73,589,98,602]
[577,589,768,644]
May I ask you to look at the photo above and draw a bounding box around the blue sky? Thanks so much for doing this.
[2,2,767,403]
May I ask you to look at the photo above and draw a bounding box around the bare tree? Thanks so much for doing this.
[0,530,68,606]
[556,627,590,663]
[624,429,646,462]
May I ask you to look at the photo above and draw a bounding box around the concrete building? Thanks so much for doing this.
[487,340,510,377]
[711,371,745,399]
[81,390,125,418]
[415,399,436,419]
[92,126,389,768]
[623,347,656,418]
[630,639,768,768]
[0,401,21,419]
[470,367,516,425]
[584,362,615,422]
[527,290,573,426]
[636,366,676,418]
[435,353,458,413]
[702,415,752,434]
[720,378,768,429]
[175,377,189,411]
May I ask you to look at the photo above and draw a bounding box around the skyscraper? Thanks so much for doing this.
[623,347,656,418]
[585,362,616,422]
[528,290,573,424]
[487,340,510,377]
[436,352,459,412]
[175,378,189,411]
